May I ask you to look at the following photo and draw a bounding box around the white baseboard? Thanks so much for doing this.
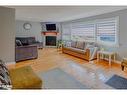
[6,61,16,64]
[115,60,121,64]
[101,58,121,64]
[44,46,57,48]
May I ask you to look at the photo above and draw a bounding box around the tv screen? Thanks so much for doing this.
[46,24,56,31]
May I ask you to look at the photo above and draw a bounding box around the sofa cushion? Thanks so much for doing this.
[16,38,29,46]
[71,47,86,54]
[64,47,86,54]
[76,41,85,50]
[71,41,77,48]
[65,41,71,47]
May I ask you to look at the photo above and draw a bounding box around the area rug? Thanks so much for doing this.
[105,74,127,89]
[37,68,88,89]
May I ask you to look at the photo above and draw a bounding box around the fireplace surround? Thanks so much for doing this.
[42,31,58,47]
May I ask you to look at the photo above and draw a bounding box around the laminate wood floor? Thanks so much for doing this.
[7,48,127,89]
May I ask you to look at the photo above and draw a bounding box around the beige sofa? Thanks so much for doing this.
[62,41,98,61]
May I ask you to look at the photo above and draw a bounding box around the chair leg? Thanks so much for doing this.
[121,65,124,71]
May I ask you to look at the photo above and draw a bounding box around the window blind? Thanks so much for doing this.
[62,24,71,41]
[71,23,95,41]
[96,19,117,44]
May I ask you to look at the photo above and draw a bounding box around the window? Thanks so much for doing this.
[61,17,119,46]
[96,18,118,46]
[71,22,95,42]
[62,24,71,41]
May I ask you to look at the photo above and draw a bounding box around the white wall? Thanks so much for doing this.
[16,20,42,42]
[0,7,15,63]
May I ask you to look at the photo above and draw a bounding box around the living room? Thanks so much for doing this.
[1,5,127,92]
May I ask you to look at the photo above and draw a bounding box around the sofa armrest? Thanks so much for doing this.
[88,47,98,60]
[16,45,37,48]
[32,42,43,49]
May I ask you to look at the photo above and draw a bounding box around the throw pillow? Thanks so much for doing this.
[85,44,94,49]
[0,59,12,89]
[66,41,71,47]
[90,47,98,60]
[76,41,85,50]
[0,68,11,85]
[20,38,29,46]
[0,60,8,71]
[16,40,22,46]
[0,74,12,89]
[71,41,77,48]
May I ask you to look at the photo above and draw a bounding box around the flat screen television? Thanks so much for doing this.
[46,24,56,31]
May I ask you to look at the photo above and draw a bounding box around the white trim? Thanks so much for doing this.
[6,61,16,64]
[95,17,117,22]
[103,57,121,64]
[115,60,121,64]
[116,16,120,47]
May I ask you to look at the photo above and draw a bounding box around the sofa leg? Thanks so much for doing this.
[121,65,124,71]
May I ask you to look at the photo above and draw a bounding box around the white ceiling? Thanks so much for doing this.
[8,6,127,22]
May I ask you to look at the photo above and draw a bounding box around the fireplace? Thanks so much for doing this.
[45,36,56,46]
[42,31,59,47]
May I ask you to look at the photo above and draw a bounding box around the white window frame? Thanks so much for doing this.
[96,17,119,47]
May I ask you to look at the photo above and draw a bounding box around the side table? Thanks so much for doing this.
[97,51,116,66]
